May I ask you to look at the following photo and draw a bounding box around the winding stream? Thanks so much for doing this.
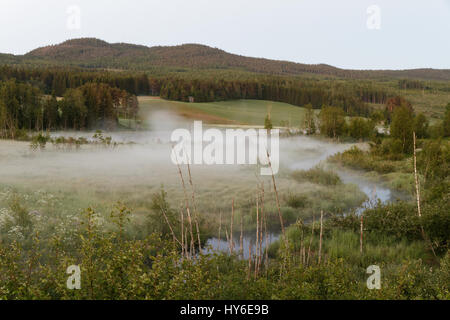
[205,136,409,257]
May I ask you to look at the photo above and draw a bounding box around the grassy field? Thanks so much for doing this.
[138,97,312,127]
[139,92,449,130]
[403,89,450,121]
[368,87,450,123]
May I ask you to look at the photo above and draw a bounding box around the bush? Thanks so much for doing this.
[30,133,50,150]
[390,105,414,154]
[330,146,398,173]
[422,197,450,253]
[347,117,375,140]
[443,103,450,137]
[329,201,421,241]
[14,128,30,141]
[291,166,342,186]
[281,207,297,225]
[0,200,448,300]
[319,106,346,138]
[285,193,309,209]
[147,187,180,240]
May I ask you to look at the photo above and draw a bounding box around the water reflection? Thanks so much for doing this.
[204,233,280,259]
[205,136,409,258]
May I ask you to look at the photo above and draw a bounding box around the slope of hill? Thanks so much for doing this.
[26,38,149,60]
[1,38,448,80]
[24,38,345,76]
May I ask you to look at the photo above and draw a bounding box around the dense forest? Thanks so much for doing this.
[3,38,448,81]
[0,61,447,138]
[0,79,138,137]
[0,63,396,132]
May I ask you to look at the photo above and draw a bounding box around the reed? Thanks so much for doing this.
[262,184,269,273]
[218,211,222,243]
[300,223,305,265]
[413,132,437,258]
[160,201,181,247]
[259,184,265,273]
[258,203,263,273]
[185,227,190,260]
[318,210,323,265]
[230,199,235,253]
[413,132,421,218]
[240,213,244,259]
[180,205,185,259]
[307,214,315,266]
[266,150,285,237]
[360,214,363,254]
[255,194,259,278]
[266,149,288,277]
[173,149,195,257]
[187,162,202,252]
[247,242,252,280]
[225,228,231,254]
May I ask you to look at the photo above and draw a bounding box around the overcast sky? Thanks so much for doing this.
[0,0,449,70]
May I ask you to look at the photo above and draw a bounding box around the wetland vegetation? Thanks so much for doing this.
[0,38,448,300]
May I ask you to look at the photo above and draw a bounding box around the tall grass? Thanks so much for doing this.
[274,225,429,268]
[291,166,342,186]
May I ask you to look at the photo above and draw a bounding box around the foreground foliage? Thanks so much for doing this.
[0,201,448,300]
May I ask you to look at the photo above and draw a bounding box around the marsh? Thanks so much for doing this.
[0,107,406,248]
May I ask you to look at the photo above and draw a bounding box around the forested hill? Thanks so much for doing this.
[1,38,448,81]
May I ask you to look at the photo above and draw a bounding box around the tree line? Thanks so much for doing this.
[0,79,138,138]
[0,65,160,97]
[160,77,374,116]
[316,96,450,152]
[0,65,396,117]
[398,79,426,90]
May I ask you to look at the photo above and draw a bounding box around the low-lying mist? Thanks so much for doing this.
[0,109,401,236]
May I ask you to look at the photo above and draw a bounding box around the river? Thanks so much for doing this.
[205,135,409,258]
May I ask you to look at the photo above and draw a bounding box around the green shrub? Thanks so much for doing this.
[285,193,308,209]
[30,133,50,150]
[347,117,375,140]
[291,166,342,186]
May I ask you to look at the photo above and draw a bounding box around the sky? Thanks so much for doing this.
[0,0,449,70]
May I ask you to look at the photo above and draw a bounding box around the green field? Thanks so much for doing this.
[138,97,313,127]
[403,90,450,121]
[368,85,450,123]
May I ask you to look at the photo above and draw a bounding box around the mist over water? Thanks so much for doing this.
[204,136,407,258]
[0,108,406,258]
[0,108,401,205]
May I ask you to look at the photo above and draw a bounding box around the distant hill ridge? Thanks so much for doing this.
[4,38,450,81]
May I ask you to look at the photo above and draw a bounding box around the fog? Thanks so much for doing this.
[0,108,406,246]
[0,109,402,207]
